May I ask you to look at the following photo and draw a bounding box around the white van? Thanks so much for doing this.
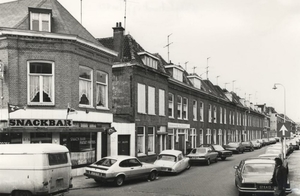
[0,144,73,196]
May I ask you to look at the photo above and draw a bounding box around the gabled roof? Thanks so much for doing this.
[0,0,102,47]
[98,34,167,74]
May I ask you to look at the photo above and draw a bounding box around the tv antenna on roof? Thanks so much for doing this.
[164,34,173,63]
[124,0,127,31]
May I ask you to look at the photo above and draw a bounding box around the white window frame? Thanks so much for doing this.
[27,61,55,105]
[137,127,145,156]
[159,89,165,116]
[213,105,217,123]
[208,104,212,123]
[206,129,211,144]
[96,70,108,109]
[193,100,197,121]
[173,68,183,82]
[224,108,227,124]
[148,86,155,115]
[30,11,51,32]
[79,66,93,107]
[199,102,204,122]
[183,97,188,120]
[177,95,182,119]
[220,107,223,124]
[147,127,155,154]
[168,93,174,118]
[199,129,204,145]
[137,83,146,113]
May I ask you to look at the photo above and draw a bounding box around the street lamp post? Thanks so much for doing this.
[243,110,250,142]
[273,83,286,159]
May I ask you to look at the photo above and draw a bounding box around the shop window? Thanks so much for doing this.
[79,66,93,106]
[28,61,54,105]
[30,132,52,143]
[96,71,108,108]
[60,132,96,168]
[0,133,22,144]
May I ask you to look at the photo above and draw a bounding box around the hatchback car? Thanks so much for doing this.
[234,158,291,196]
[84,156,159,186]
[187,147,218,165]
[154,150,190,174]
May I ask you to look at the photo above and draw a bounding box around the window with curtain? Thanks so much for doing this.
[199,102,204,121]
[177,95,182,119]
[193,100,197,121]
[30,11,51,32]
[208,104,212,122]
[148,127,155,153]
[96,71,108,108]
[79,66,92,106]
[137,127,145,154]
[137,83,146,113]
[28,61,54,105]
[168,93,174,118]
[148,86,155,115]
[159,89,165,116]
[183,97,188,120]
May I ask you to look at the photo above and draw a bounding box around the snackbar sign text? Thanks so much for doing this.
[9,119,73,127]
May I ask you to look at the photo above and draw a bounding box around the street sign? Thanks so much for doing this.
[277,123,291,138]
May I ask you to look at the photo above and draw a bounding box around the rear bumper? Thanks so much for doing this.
[237,185,292,195]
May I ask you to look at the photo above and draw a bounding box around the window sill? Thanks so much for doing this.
[137,153,146,157]
[79,105,94,109]
[27,103,55,106]
[96,106,109,110]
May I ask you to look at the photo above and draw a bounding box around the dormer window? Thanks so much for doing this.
[137,52,158,69]
[187,74,202,89]
[29,8,52,32]
[165,65,184,82]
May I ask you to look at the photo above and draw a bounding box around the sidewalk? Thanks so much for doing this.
[287,150,300,195]
[70,151,300,195]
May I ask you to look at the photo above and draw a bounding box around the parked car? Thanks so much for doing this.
[200,144,232,160]
[289,139,300,150]
[257,139,266,147]
[223,142,245,154]
[241,141,254,151]
[154,150,190,174]
[84,156,158,186]
[251,140,262,149]
[187,147,218,165]
[268,138,277,144]
[234,158,291,196]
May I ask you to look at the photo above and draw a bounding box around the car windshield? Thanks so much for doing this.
[95,158,117,167]
[228,143,238,147]
[243,163,274,174]
[191,148,207,154]
[158,154,176,162]
[213,145,224,151]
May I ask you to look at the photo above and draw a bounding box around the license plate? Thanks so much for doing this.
[258,185,272,190]
[89,171,101,176]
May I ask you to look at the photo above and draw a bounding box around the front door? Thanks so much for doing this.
[101,132,108,157]
[118,135,130,155]
[178,134,185,154]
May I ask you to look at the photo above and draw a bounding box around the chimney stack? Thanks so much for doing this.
[113,22,125,61]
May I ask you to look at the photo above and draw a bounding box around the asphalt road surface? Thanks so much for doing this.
[66,147,266,196]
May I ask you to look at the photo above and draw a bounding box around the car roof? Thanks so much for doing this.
[159,150,182,156]
[243,158,275,164]
[103,155,138,161]
[0,144,69,154]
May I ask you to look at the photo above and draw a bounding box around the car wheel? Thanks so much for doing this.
[115,175,125,186]
[221,157,226,161]
[186,162,191,170]
[148,171,157,181]
[207,159,211,166]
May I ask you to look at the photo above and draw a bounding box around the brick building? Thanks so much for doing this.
[0,0,117,176]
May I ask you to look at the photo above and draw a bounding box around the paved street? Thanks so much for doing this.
[66,148,266,196]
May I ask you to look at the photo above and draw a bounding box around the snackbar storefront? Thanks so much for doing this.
[0,117,111,176]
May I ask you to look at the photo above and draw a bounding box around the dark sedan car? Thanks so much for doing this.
[223,142,245,154]
[200,144,232,160]
[241,141,254,152]
[234,158,291,196]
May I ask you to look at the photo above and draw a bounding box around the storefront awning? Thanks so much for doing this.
[0,127,106,133]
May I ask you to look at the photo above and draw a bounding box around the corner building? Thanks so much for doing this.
[0,0,117,176]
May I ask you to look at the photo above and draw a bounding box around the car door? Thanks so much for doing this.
[177,154,184,172]
[127,158,146,179]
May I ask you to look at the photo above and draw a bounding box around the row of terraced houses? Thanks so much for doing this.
[0,0,296,176]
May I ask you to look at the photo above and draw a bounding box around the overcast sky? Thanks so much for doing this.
[3,0,300,122]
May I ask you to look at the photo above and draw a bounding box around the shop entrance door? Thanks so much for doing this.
[102,132,108,157]
[118,135,130,155]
